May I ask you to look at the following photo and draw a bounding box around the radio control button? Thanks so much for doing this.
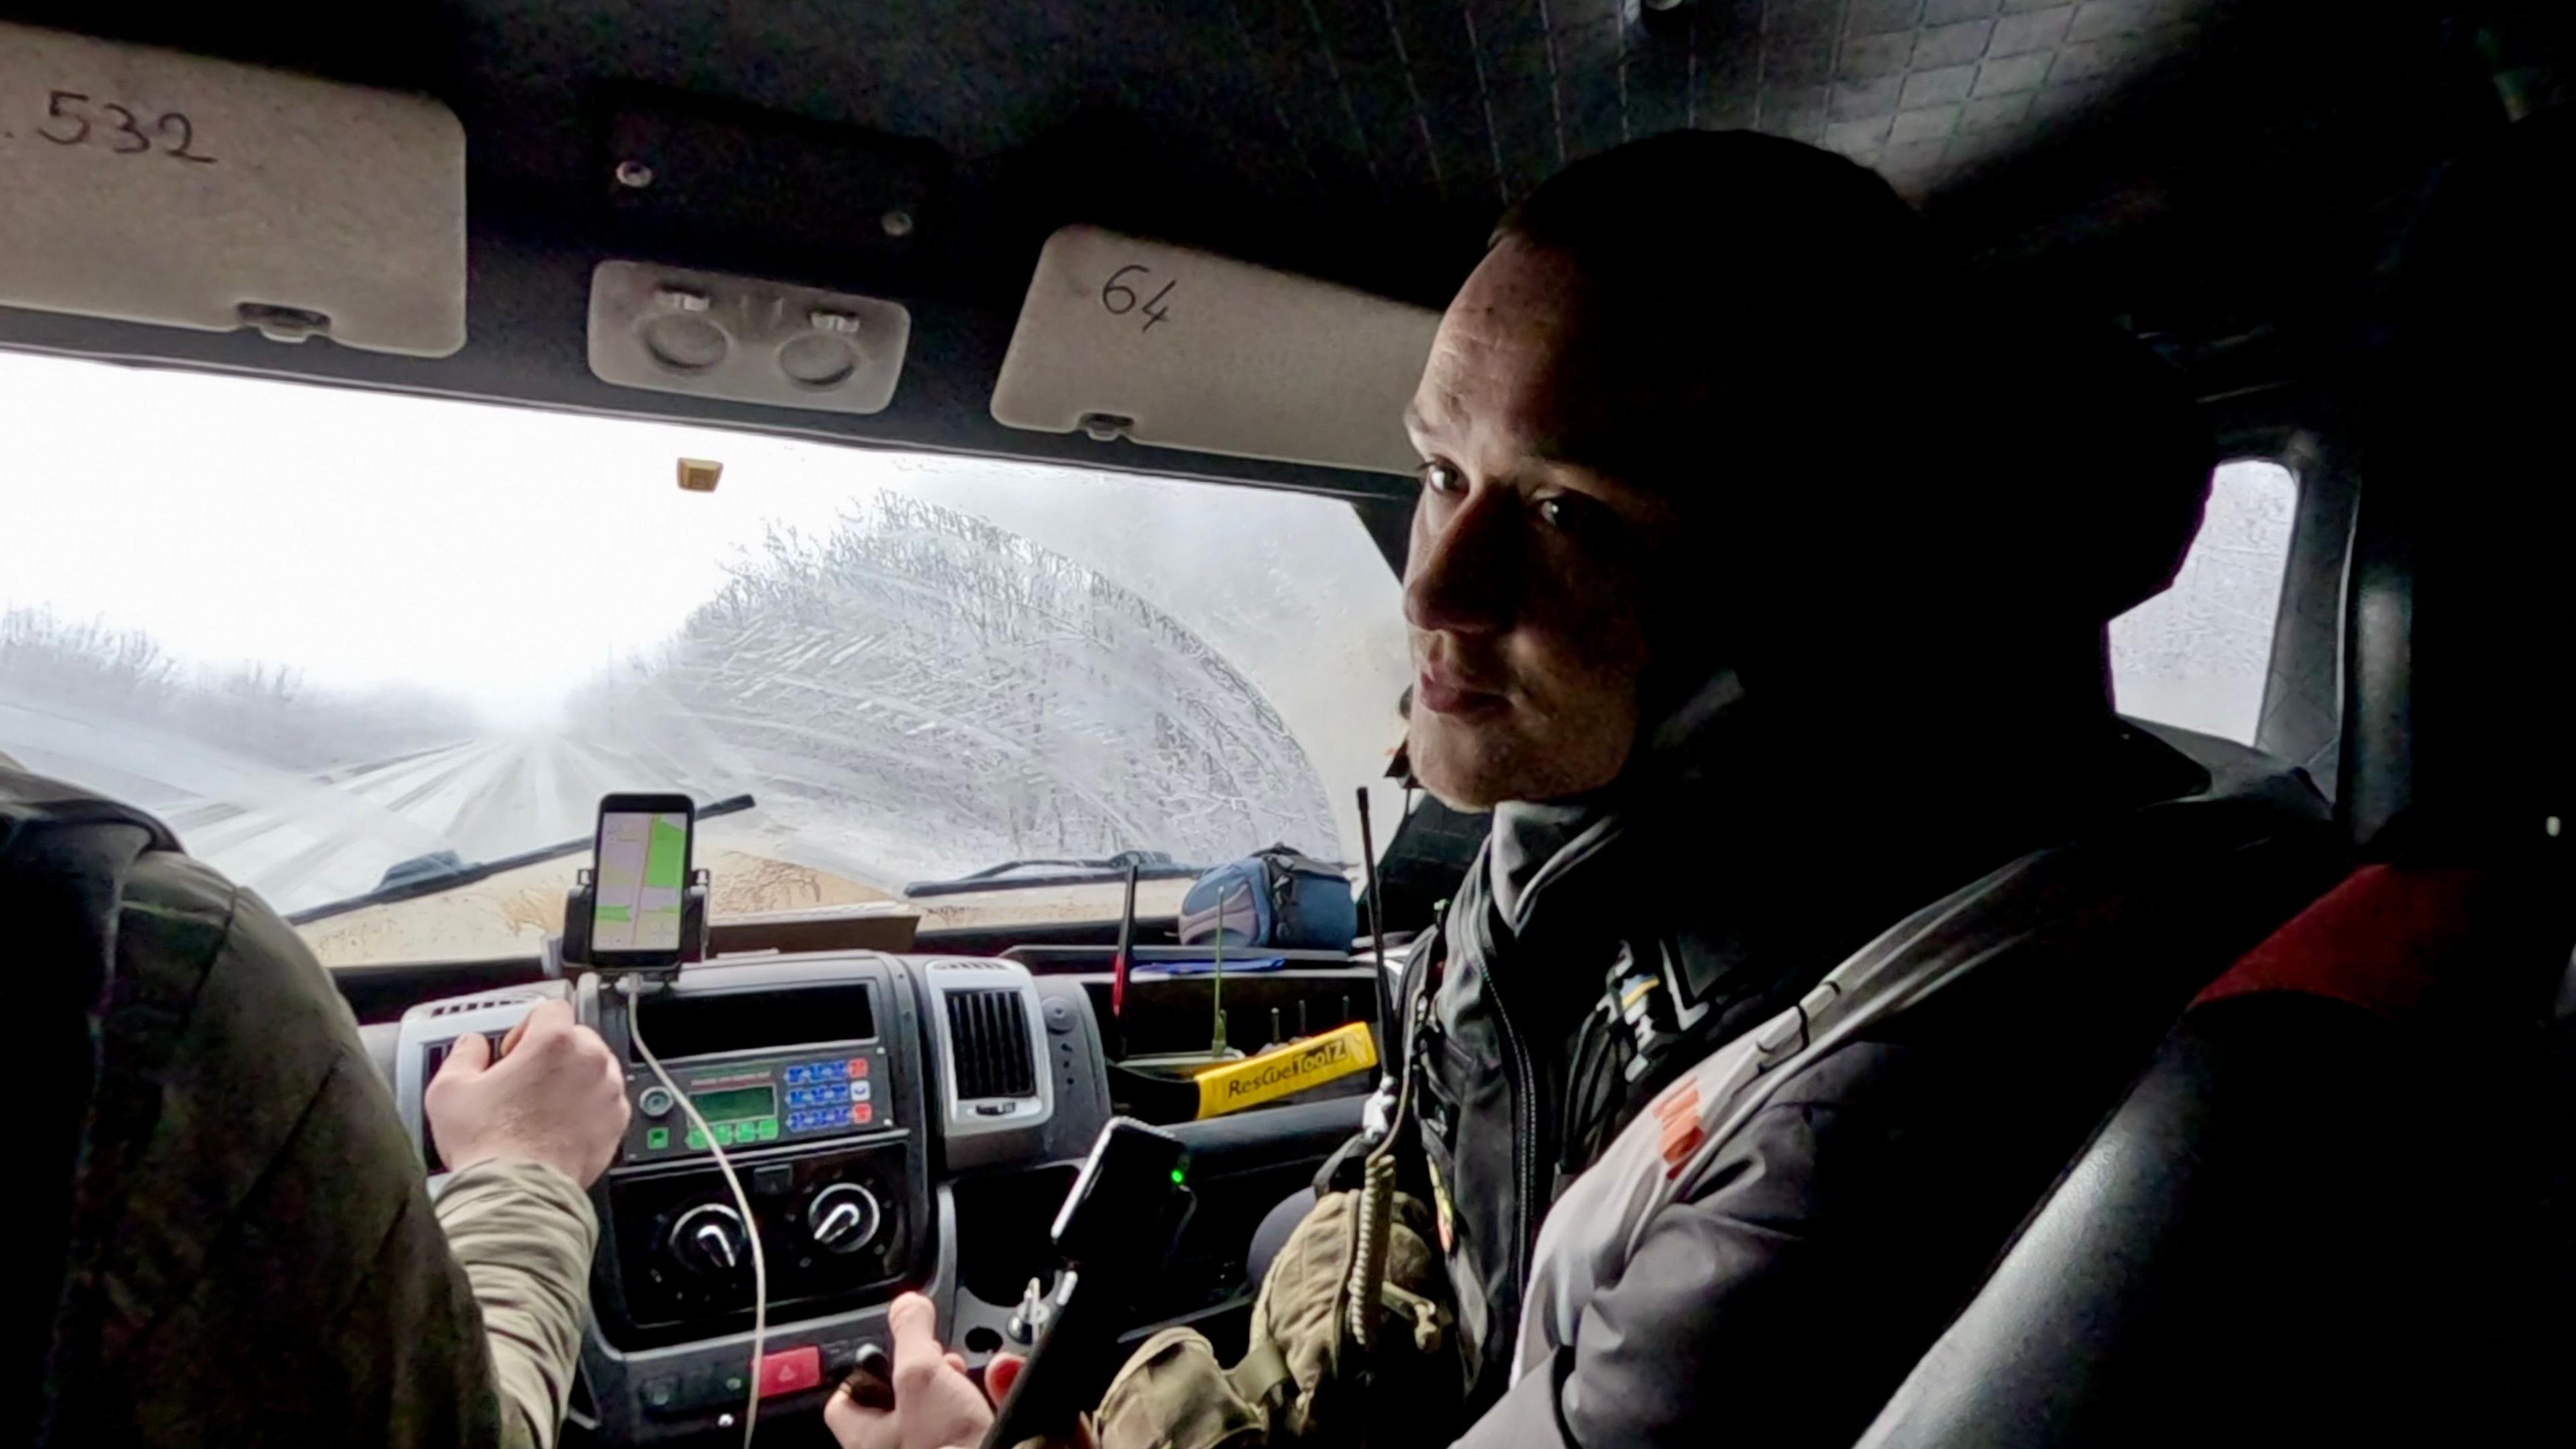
[638,1086,676,1118]
[847,1057,868,1078]
[645,1126,669,1150]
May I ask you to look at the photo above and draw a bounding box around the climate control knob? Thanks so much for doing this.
[667,1203,749,1277]
[807,1182,881,1254]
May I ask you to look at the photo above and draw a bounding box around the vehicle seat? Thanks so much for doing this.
[0,762,179,1448]
[5,766,509,1448]
[1851,106,2576,1449]
[1851,863,2569,1447]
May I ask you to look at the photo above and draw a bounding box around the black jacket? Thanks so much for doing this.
[1386,722,2337,1448]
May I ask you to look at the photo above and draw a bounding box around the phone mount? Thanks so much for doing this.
[547,865,712,980]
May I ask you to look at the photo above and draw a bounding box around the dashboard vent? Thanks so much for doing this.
[945,988,1035,1099]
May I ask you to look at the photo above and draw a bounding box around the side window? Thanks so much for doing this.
[2109,459,2300,744]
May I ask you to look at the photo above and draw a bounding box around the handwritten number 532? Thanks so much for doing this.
[37,90,217,164]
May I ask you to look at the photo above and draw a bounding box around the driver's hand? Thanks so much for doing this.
[425,998,629,1186]
[825,1292,1093,1449]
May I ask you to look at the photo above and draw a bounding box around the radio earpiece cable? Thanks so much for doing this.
[623,973,768,1448]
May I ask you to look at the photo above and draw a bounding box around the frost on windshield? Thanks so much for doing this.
[0,498,1341,919]
[0,350,1401,947]
[568,494,1340,888]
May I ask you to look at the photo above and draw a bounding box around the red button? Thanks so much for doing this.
[758,1346,821,1399]
[853,1103,873,1125]
[848,1057,868,1078]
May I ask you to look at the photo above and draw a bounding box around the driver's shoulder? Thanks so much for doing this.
[114,845,379,1123]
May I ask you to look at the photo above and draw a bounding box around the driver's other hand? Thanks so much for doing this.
[826,1293,993,1449]
[425,998,629,1186]
[824,1292,1096,1449]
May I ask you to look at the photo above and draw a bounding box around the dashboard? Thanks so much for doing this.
[388,953,1124,1444]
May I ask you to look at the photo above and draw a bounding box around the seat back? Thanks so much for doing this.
[0,765,179,1448]
[1854,107,2576,1449]
[1851,865,2566,1446]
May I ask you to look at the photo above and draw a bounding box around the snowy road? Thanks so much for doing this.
[1,697,733,916]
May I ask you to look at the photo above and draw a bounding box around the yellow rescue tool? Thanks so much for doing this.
[1191,1020,1379,1120]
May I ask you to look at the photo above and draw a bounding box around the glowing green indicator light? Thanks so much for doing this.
[1170,1168,1186,1184]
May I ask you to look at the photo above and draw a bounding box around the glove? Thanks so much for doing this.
[1091,1190,1459,1449]
[1095,1328,1263,1449]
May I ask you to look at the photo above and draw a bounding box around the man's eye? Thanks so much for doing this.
[1419,460,1466,496]
[1536,494,1604,534]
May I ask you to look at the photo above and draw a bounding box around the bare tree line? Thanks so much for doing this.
[0,607,478,771]
[567,493,1338,877]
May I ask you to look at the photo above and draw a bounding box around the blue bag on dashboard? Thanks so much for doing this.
[1177,844,1356,950]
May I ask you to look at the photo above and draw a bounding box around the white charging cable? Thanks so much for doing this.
[623,975,767,1448]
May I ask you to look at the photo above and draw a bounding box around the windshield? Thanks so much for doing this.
[0,351,1410,965]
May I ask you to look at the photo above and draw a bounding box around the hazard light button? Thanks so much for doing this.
[757,1346,821,1399]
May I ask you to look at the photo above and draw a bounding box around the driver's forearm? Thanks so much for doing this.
[436,1158,600,1449]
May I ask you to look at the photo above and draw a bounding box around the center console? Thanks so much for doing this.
[393,951,1114,1443]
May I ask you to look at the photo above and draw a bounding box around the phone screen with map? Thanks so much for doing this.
[590,794,693,963]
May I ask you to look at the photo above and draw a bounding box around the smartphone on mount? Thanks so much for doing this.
[588,792,696,971]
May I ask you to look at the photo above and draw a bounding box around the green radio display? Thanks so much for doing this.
[688,1085,776,1124]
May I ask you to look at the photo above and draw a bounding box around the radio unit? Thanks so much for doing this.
[622,1045,893,1163]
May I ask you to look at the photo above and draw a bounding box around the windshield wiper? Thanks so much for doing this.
[902,849,1200,898]
[286,794,757,926]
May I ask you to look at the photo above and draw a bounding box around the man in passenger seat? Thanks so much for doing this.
[11,753,629,1449]
[835,132,2341,1449]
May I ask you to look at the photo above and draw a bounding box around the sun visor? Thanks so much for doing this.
[990,226,1437,476]
[0,23,466,356]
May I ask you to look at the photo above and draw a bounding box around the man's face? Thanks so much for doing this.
[1401,239,1682,810]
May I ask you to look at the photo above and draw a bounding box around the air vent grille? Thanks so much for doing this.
[945,988,1035,1100]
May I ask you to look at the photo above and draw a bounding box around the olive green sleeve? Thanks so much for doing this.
[434,1159,600,1449]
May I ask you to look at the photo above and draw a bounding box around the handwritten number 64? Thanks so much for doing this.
[1100,264,1175,333]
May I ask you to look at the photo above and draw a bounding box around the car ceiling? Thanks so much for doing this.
[0,0,2562,501]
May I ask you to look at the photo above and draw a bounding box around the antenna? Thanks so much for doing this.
[1357,786,1393,1035]
[1112,859,1139,1024]
[1209,899,1227,1057]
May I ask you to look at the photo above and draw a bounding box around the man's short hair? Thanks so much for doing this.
[1489,131,2212,650]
